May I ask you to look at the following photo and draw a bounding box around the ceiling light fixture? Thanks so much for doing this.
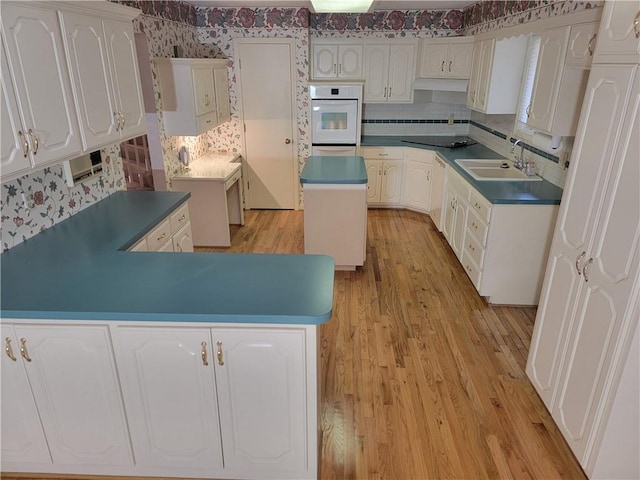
[310,0,374,13]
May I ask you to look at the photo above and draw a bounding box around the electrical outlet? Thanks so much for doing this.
[448,114,454,126]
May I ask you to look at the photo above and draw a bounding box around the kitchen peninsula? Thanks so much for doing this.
[300,155,368,270]
[0,191,333,480]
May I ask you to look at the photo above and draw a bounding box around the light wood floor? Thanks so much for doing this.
[2,209,586,480]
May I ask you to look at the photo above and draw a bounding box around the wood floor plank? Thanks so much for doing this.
[3,209,586,480]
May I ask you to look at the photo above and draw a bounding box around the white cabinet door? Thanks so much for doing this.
[13,324,132,466]
[448,42,473,79]
[311,44,337,78]
[192,67,216,117]
[0,326,51,465]
[429,155,446,231]
[365,159,383,203]
[338,44,363,78]
[61,12,120,149]
[104,19,145,139]
[214,327,308,473]
[213,64,231,123]
[528,26,571,132]
[2,3,82,166]
[1,36,31,179]
[527,65,636,407]
[442,187,456,244]
[475,38,495,111]
[403,160,431,211]
[594,0,640,63]
[451,191,467,260]
[363,44,389,102]
[527,65,637,407]
[173,222,194,253]
[551,66,640,463]
[388,44,415,102]
[420,42,449,78]
[565,22,599,66]
[467,41,482,107]
[115,327,223,469]
[381,162,403,204]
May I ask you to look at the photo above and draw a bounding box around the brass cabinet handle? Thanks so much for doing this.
[468,243,475,252]
[441,60,445,72]
[216,341,224,366]
[119,111,126,129]
[471,222,478,230]
[339,63,342,74]
[157,232,166,241]
[575,251,586,275]
[389,86,392,97]
[201,341,209,366]
[384,86,387,98]
[634,11,640,39]
[19,338,32,362]
[5,337,17,361]
[587,33,597,56]
[27,129,38,155]
[449,60,453,72]
[583,257,594,282]
[333,63,337,74]
[114,112,121,131]
[526,103,531,118]
[18,130,29,157]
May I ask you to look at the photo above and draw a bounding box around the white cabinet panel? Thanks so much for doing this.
[1,326,51,465]
[420,42,449,77]
[419,39,473,79]
[214,327,308,473]
[311,44,337,78]
[214,65,231,123]
[1,3,82,168]
[363,42,415,103]
[593,0,640,64]
[115,327,223,469]
[339,44,363,78]
[388,44,415,102]
[404,160,432,212]
[448,42,473,78]
[311,43,363,79]
[365,159,383,203]
[566,22,599,66]
[12,324,132,466]
[363,44,389,102]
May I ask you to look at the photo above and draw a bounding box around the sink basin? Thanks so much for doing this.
[455,159,542,181]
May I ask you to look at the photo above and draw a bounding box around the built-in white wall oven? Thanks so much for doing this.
[310,83,362,156]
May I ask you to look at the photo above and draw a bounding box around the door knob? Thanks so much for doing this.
[285,138,291,144]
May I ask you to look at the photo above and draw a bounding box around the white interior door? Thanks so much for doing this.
[236,39,296,209]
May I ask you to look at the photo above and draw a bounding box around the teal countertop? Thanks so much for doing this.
[361,135,563,205]
[0,191,335,324]
[300,155,367,184]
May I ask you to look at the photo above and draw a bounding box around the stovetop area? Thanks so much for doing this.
[400,136,477,148]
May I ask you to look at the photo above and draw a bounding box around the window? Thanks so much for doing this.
[514,34,541,136]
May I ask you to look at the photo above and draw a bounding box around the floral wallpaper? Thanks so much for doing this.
[1,144,125,251]
[311,10,463,34]
[113,0,197,25]
[463,0,603,35]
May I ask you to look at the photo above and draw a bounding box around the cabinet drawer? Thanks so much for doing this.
[129,237,148,252]
[448,169,470,200]
[359,146,404,160]
[404,147,434,163]
[468,188,492,222]
[466,207,489,245]
[464,231,485,268]
[461,252,482,289]
[170,202,190,233]
[146,218,172,251]
[224,166,242,190]
[197,111,217,133]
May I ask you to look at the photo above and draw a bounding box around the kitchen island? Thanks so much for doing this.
[0,191,333,480]
[300,155,368,270]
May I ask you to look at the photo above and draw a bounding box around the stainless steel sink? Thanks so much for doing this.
[455,159,542,181]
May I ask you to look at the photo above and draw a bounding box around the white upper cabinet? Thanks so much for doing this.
[527,23,597,136]
[1,3,83,175]
[419,37,473,79]
[467,35,528,114]
[593,0,640,64]
[311,42,363,79]
[0,1,143,183]
[157,58,231,136]
[363,42,416,103]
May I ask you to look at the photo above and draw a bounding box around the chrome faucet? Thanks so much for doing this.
[512,139,525,170]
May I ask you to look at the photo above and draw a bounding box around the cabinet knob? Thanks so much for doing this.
[19,338,32,362]
[27,129,38,155]
[18,131,29,158]
[5,337,17,362]
[201,341,209,366]
[285,138,291,144]
[216,341,224,366]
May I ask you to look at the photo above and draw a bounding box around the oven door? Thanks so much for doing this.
[311,99,359,145]
[311,145,357,156]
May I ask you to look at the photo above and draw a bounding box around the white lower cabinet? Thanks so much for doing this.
[403,149,433,213]
[360,147,404,206]
[129,201,193,253]
[1,324,133,468]
[1,325,51,465]
[114,324,314,479]
[442,168,558,305]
